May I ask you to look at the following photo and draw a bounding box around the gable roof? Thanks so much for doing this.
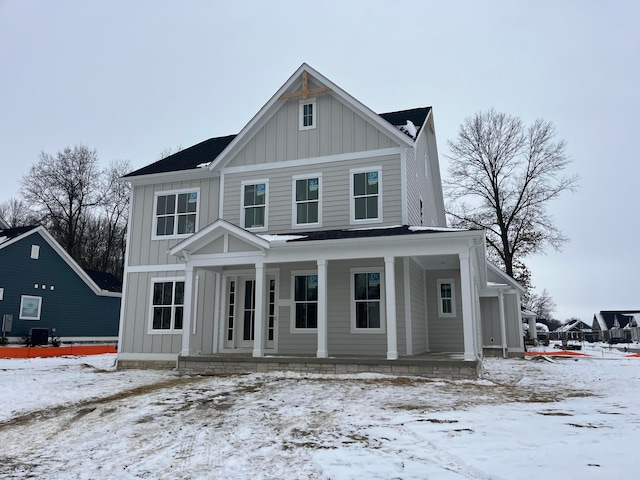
[593,310,639,330]
[123,64,431,179]
[84,269,122,293]
[0,225,120,297]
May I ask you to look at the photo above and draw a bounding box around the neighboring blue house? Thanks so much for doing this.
[0,225,121,343]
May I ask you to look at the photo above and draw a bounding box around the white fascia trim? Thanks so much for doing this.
[122,169,219,187]
[487,262,525,293]
[223,147,401,175]
[126,264,187,273]
[117,352,179,362]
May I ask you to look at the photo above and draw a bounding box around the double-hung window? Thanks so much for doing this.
[242,181,268,229]
[20,295,42,320]
[350,167,382,223]
[150,279,184,332]
[153,189,199,238]
[293,273,318,330]
[293,175,321,227]
[351,269,385,333]
[299,98,316,130]
[437,279,456,317]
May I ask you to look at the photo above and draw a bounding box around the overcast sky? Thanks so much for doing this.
[1,1,638,322]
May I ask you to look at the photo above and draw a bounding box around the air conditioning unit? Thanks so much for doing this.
[30,328,49,346]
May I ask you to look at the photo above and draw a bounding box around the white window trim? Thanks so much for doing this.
[299,98,317,130]
[148,276,185,334]
[290,270,318,333]
[350,267,386,334]
[31,245,40,259]
[151,187,201,240]
[20,295,42,320]
[291,173,322,229]
[349,166,383,225]
[240,179,269,232]
[437,278,456,318]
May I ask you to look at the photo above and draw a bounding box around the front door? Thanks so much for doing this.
[224,275,276,350]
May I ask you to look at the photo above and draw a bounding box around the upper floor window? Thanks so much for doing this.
[350,269,385,333]
[150,278,184,332]
[437,279,456,317]
[293,175,321,227]
[299,98,316,130]
[242,180,268,230]
[350,167,382,224]
[153,189,199,239]
[292,273,318,330]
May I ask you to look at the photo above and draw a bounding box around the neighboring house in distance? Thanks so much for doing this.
[551,318,594,342]
[0,225,121,343]
[592,311,639,342]
[117,64,525,376]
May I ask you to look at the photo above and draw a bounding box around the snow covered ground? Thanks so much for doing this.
[0,346,638,479]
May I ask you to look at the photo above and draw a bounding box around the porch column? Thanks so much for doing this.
[181,265,195,356]
[253,262,266,357]
[316,259,328,358]
[385,256,398,360]
[459,251,477,361]
[498,290,507,358]
[528,316,537,344]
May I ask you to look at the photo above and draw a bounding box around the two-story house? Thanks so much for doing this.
[117,64,524,378]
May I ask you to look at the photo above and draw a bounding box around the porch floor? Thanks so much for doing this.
[177,352,481,380]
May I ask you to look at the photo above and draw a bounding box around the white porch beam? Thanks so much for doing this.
[253,262,266,357]
[385,256,398,360]
[181,266,195,356]
[317,259,328,358]
[459,251,477,361]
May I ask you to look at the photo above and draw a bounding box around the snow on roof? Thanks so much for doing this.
[408,226,470,232]
[522,309,536,318]
[398,120,417,139]
[487,281,509,288]
[257,234,308,243]
[196,161,211,168]
[0,236,7,245]
[536,323,550,332]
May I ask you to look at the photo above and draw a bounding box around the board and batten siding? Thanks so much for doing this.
[480,297,502,346]
[426,269,464,352]
[226,92,398,169]
[120,271,183,355]
[504,294,522,348]
[222,155,402,233]
[127,177,220,267]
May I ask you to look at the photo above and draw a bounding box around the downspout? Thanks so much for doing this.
[498,290,507,358]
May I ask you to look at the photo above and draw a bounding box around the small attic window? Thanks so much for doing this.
[31,245,40,259]
[299,98,316,130]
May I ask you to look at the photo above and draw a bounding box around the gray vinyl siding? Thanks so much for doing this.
[222,154,403,232]
[406,126,442,227]
[504,294,521,348]
[119,271,183,355]
[426,269,464,352]
[409,259,427,354]
[480,297,502,346]
[189,269,218,355]
[272,259,406,356]
[226,93,397,168]
[127,177,220,267]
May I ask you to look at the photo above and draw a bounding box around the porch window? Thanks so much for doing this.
[351,270,385,332]
[437,279,455,317]
[293,175,321,227]
[242,181,268,229]
[293,274,318,329]
[150,279,184,331]
[153,189,199,238]
[350,167,382,223]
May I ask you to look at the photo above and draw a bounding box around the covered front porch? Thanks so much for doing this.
[170,220,488,370]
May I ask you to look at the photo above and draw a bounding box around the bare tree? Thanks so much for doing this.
[525,288,557,320]
[0,198,40,227]
[445,109,578,288]
[20,145,102,258]
[157,145,182,160]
